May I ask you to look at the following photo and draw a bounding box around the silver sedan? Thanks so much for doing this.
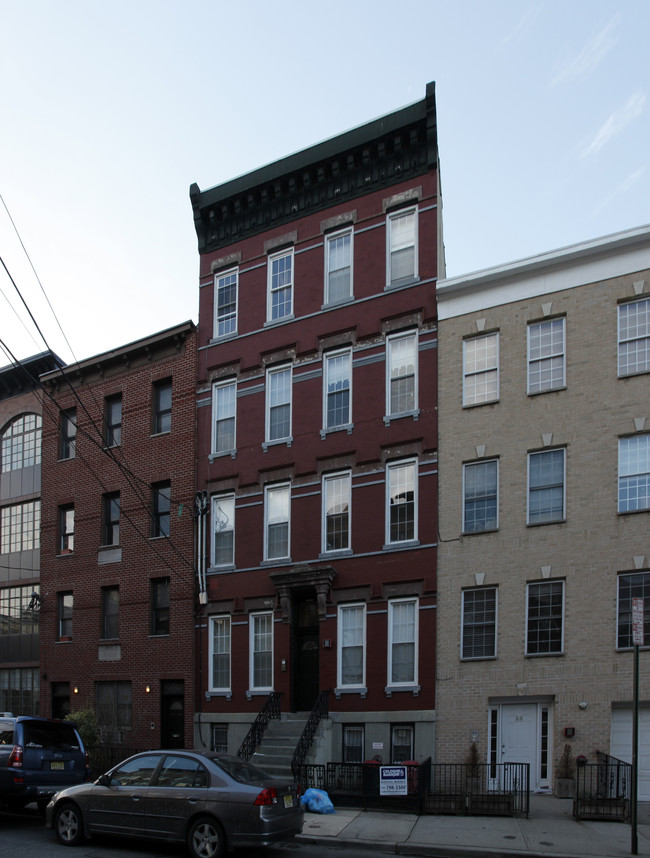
[45,750,303,858]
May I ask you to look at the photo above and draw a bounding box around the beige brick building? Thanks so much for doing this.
[436,225,650,795]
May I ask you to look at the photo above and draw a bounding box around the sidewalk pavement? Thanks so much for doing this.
[296,795,650,858]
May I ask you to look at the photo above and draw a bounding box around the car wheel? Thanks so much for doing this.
[54,802,85,846]
[187,815,225,858]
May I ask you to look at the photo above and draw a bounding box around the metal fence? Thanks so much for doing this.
[296,758,527,816]
[88,746,148,777]
[574,753,631,822]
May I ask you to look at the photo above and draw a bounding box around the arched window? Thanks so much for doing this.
[1,413,42,473]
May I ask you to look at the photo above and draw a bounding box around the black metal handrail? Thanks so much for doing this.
[291,689,329,776]
[237,691,282,761]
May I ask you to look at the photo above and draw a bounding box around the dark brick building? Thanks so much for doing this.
[190,82,442,762]
[38,322,197,749]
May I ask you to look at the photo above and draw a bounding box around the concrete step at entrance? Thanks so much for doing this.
[250,714,308,780]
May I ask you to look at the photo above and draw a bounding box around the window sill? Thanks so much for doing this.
[209,563,236,573]
[322,296,354,310]
[384,276,420,291]
[320,423,354,439]
[262,437,293,452]
[462,528,499,537]
[335,687,367,699]
[150,430,171,439]
[527,386,567,397]
[525,652,564,658]
[319,549,353,560]
[210,332,238,344]
[385,684,420,698]
[56,637,73,643]
[149,633,170,639]
[246,689,274,700]
[264,314,294,327]
[618,508,650,517]
[526,519,566,527]
[384,410,420,426]
[382,540,420,552]
[261,557,292,567]
[462,399,500,409]
[209,449,237,462]
[460,655,497,662]
[57,550,74,557]
[206,690,232,701]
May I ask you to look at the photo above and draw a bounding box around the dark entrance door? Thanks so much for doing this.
[293,597,319,712]
[161,680,184,748]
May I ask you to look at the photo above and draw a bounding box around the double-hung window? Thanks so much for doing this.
[265,366,291,443]
[617,572,650,648]
[150,578,170,636]
[526,581,564,655]
[463,333,499,406]
[102,492,120,546]
[214,267,238,338]
[387,207,418,285]
[528,449,565,524]
[101,585,119,640]
[267,248,293,321]
[212,380,236,454]
[618,435,650,513]
[618,297,650,376]
[152,482,170,538]
[59,505,74,553]
[322,472,350,553]
[105,394,122,447]
[343,725,364,762]
[60,409,76,459]
[324,349,351,430]
[58,592,73,639]
[250,612,273,691]
[153,379,172,434]
[386,331,417,417]
[210,615,231,691]
[338,603,365,689]
[528,318,566,393]
[264,483,290,561]
[391,725,414,763]
[461,588,497,659]
[386,459,417,545]
[325,229,352,303]
[212,494,235,567]
[463,460,498,533]
[388,598,418,687]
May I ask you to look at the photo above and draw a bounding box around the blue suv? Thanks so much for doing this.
[0,714,90,813]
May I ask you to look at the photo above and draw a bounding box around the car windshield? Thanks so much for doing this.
[22,722,80,751]
[213,756,272,783]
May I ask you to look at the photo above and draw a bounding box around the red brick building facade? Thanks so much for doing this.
[190,83,442,762]
[38,322,197,750]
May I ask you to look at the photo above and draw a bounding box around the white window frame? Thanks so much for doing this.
[323,348,352,431]
[618,297,650,377]
[527,318,566,394]
[265,365,292,444]
[463,459,499,533]
[387,597,418,689]
[214,267,238,338]
[337,603,366,690]
[209,615,231,693]
[463,333,499,406]
[322,471,351,554]
[211,380,236,455]
[527,448,566,525]
[264,483,291,561]
[211,494,235,567]
[325,228,353,304]
[385,330,418,418]
[385,458,418,546]
[461,587,497,660]
[386,206,418,286]
[525,580,565,656]
[267,248,294,322]
[249,611,273,692]
[618,435,650,513]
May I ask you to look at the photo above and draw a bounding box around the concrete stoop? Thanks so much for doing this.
[250,713,308,779]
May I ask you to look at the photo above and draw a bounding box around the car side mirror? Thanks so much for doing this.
[97,773,112,787]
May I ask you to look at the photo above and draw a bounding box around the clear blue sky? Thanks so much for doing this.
[2,0,649,364]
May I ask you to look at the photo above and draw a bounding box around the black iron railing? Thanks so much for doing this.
[574,753,630,821]
[428,762,529,816]
[237,691,282,761]
[291,689,329,776]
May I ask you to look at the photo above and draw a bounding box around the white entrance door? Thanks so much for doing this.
[610,708,650,801]
[500,703,539,789]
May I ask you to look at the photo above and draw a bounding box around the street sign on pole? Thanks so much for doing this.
[632,598,644,646]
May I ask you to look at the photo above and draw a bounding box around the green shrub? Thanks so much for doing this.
[65,708,99,751]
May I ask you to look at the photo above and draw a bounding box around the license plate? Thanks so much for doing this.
[283,795,293,809]
[50,761,65,771]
